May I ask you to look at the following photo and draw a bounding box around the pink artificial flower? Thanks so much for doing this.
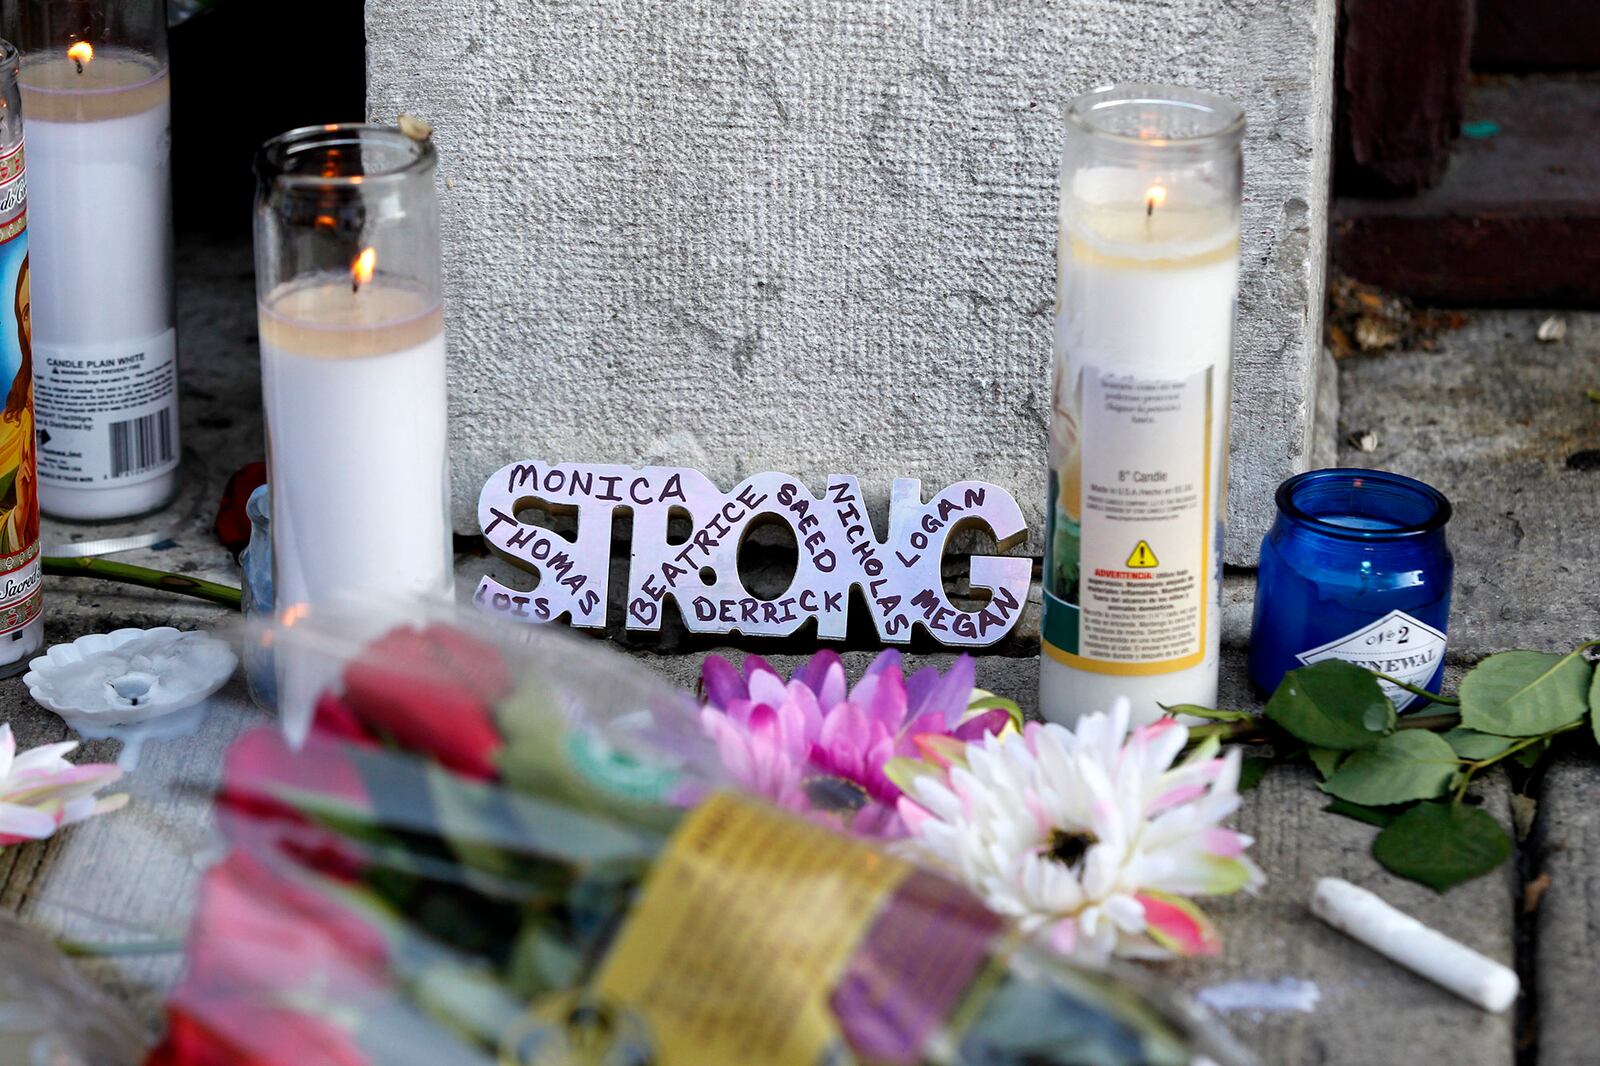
[0,723,127,847]
[698,649,1014,838]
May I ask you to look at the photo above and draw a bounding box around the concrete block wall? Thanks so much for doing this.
[367,0,1336,566]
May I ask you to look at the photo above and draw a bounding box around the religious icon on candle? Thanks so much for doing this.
[12,0,179,521]
[0,39,43,677]
[1040,85,1245,727]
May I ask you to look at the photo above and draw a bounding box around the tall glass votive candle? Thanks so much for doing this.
[15,0,179,519]
[1041,85,1244,726]
[1249,469,1454,710]
[253,125,452,621]
[0,39,45,676]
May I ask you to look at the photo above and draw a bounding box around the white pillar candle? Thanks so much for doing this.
[259,276,452,611]
[1311,877,1519,1013]
[1042,87,1243,727]
[20,46,179,520]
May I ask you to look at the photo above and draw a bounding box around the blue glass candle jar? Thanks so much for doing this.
[1248,469,1453,710]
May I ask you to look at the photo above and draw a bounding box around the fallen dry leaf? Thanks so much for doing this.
[1523,871,1552,914]
[1325,274,1465,358]
[399,113,434,142]
[1512,793,1538,841]
[1536,315,1567,343]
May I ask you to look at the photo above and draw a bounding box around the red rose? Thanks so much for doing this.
[212,461,268,562]
[181,851,388,1002]
[339,625,510,780]
[217,724,371,880]
[149,851,386,1066]
[148,1000,369,1066]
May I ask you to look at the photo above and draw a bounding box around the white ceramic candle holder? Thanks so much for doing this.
[22,628,237,767]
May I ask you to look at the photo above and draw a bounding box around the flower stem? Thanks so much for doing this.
[1396,711,1462,731]
[44,557,242,610]
[1373,672,1459,706]
[56,936,184,957]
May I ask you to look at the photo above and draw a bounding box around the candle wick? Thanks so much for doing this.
[74,58,83,75]
[1146,198,1155,218]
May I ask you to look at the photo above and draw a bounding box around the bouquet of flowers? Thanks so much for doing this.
[149,603,1255,1066]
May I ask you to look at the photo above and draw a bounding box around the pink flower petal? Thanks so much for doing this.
[699,654,748,709]
[1048,918,1078,955]
[1203,828,1248,858]
[794,650,842,701]
[1149,783,1208,815]
[1137,892,1220,956]
[897,796,935,835]
[819,701,872,768]
[952,708,1013,742]
[0,802,59,840]
[747,668,789,710]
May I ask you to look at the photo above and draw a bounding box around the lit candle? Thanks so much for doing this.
[258,249,451,610]
[254,124,451,735]
[1041,85,1244,725]
[16,1,179,520]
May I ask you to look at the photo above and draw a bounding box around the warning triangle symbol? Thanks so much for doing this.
[1126,540,1159,569]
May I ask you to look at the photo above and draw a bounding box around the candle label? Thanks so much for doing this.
[474,462,1030,648]
[0,138,40,637]
[1295,610,1447,712]
[1043,365,1213,674]
[34,329,180,488]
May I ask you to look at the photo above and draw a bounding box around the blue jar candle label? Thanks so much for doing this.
[1294,609,1447,711]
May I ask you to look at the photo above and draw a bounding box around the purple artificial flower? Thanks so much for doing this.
[698,649,1014,838]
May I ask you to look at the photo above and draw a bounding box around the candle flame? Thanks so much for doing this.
[67,41,93,73]
[352,247,377,291]
[1145,184,1167,215]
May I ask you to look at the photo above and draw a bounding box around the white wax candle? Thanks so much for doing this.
[21,50,179,520]
[1311,877,1520,1013]
[1042,167,1238,725]
[259,278,452,611]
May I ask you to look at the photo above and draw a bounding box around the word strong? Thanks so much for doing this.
[476,463,1031,647]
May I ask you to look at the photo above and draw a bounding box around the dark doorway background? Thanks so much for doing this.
[170,0,366,239]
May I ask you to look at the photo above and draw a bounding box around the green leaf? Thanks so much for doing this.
[1239,757,1270,792]
[1161,704,1256,723]
[965,691,1024,730]
[1323,799,1397,829]
[1308,746,1345,780]
[1591,660,1600,747]
[1459,650,1594,737]
[1442,728,1517,762]
[1373,802,1512,892]
[1322,731,1460,805]
[1264,660,1396,750]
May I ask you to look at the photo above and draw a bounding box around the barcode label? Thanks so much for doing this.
[109,408,175,479]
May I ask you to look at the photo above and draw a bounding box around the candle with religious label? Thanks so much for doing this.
[1041,85,1244,726]
[14,0,179,519]
[254,125,451,617]
[0,39,44,676]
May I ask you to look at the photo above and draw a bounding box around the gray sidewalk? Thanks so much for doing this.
[1,237,1597,1062]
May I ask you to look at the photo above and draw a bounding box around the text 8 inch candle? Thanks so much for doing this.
[1041,85,1244,726]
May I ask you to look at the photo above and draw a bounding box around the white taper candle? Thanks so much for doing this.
[1310,877,1519,1013]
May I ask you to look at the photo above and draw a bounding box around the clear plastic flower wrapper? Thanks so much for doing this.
[148,600,1256,1066]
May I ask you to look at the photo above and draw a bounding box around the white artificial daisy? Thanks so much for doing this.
[894,698,1264,965]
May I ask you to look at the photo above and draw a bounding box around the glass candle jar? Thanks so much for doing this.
[254,123,451,615]
[1248,468,1454,710]
[1041,84,1244,727]
[14,0,179,520]
[0,37,45,676]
